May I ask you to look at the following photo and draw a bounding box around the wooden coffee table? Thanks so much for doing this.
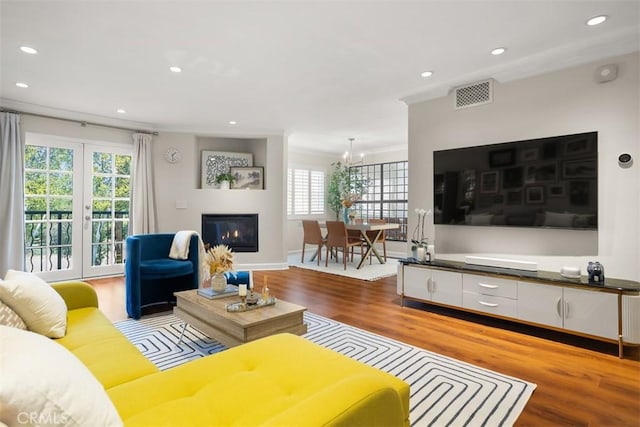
[173,289,307,347]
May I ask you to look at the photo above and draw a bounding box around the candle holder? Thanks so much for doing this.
[238,284,248,308]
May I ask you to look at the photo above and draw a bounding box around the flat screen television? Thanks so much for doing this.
[433,132,597,230]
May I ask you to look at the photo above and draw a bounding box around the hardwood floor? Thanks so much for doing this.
[87,268,640,426]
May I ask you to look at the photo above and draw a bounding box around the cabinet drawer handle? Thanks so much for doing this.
[556,298,562,318]
[478,283,499,289]
[479,300,498,307]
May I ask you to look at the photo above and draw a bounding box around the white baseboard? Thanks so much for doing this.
[235,262,289,271]
[465,256,538,271]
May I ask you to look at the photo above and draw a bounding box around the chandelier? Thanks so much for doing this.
[343,138,364,167]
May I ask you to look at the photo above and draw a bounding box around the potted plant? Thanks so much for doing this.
[411,208,432,262]
[327,161,368,221]
[214,172,235,189]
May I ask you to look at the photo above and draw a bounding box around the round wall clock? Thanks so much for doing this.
[164,147,182,164]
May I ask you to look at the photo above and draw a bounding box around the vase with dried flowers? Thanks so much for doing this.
[204,244,235,292]
[411,208,432,262]
[340,192,360,223]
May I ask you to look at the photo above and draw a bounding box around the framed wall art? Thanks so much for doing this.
[201,151,253,189]
[489,148,516,167]
[562,158,596,179]
[480,171,499,193]
[526,186,544,204]
[230,167,264,189]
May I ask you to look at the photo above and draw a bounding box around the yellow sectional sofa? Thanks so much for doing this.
[51,281,410,426]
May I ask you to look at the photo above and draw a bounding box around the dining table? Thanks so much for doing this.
[310,221,400,270]
[345,222,399,269]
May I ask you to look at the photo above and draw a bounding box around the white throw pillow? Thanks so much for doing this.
[0,270,67,338]
[0,325,123,427]
[0,299,27,330]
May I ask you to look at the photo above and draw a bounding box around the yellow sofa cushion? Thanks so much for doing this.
[54,307,158,389]
[108,333,409,426]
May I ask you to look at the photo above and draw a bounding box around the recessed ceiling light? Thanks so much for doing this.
[19,46,38,54]
[491,47,506,56]
[421,70,433,78]
[586,15,607,26]
[15,82,29,88]
[169,66,182,73]
[229,121,237,125]
[116,108,126,114]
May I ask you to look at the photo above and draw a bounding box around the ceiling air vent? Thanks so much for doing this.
[454,79,493,109]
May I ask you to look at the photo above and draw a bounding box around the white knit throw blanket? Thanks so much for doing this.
[169,231,209,287]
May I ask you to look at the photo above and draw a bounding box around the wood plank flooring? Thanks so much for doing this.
[87,267,639,426]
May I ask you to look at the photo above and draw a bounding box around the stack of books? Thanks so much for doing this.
[197,285,237,300]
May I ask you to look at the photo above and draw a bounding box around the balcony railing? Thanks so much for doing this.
[24,210,128,273]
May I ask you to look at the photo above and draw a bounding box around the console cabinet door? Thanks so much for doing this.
[517,282,563,328]
[403,266,431,300]
[430,270,463,306]
[563,288,617,340]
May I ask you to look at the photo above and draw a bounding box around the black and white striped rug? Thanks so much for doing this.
[115,312,536,426]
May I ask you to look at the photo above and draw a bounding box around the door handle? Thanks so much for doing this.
[426,277,432,293]
[556,298,562,318]
[564,301,570,319]
[478,282,498,289]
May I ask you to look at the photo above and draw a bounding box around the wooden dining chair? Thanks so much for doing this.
[366,218,387,264]
[301,220,326,265]
[325,221,363,270]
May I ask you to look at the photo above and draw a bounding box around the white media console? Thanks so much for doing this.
[398,259,640,358]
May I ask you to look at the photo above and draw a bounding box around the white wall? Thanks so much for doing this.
[408,52,639,280]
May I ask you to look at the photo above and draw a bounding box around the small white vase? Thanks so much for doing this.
[219,180,230,190]
[414,246,427,262]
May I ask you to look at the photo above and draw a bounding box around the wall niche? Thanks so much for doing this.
[196,136,267,190]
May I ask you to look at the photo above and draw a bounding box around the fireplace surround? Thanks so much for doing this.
[202,214,258,252]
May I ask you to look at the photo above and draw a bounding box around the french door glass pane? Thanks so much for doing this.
[23,145,74,273]
[90,151,131,267]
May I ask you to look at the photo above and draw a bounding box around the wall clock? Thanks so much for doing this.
[164,147,182,164]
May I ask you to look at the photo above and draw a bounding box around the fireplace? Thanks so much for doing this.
[201,214,258,252]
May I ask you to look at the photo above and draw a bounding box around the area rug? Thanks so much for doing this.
[115,312,536,426]
[287,252,398,281]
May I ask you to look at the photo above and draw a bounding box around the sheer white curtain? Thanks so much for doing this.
[130,133,157,235]
[0,112,25,276]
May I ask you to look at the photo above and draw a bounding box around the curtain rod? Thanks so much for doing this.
[0,108,159,136]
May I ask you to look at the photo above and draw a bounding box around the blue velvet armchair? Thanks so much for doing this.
[125,233,199,319]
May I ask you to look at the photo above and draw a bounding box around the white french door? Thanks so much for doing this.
[82,144,132,278]
[23,134,131,281]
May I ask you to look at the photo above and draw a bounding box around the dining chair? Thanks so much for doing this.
[301,220,326,265]
[325,221,363,270]
[366,218,387,263]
